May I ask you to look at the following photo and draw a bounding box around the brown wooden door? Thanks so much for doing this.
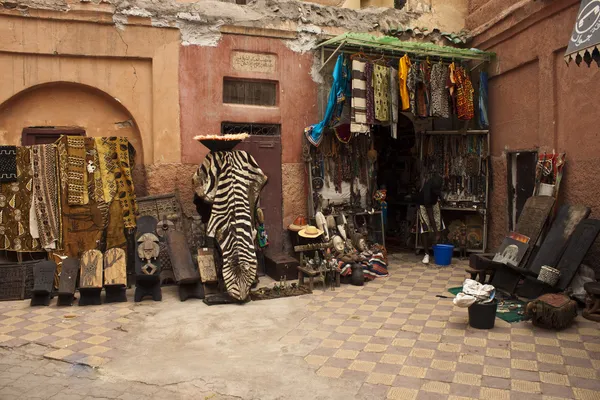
[236,136,283,256]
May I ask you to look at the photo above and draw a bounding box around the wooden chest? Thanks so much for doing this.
[265,253,299,281]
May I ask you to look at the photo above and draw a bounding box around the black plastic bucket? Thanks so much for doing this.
[468,300,498,329]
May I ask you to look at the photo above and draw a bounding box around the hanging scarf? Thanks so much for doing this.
[365,62,376,124]
[389,66,399,139]
[431,63,450,118]
[350,59,370,134]
[479,71,489,128]
[112,137,138,229]
[95,137,118,204]
[373,64,390,122]
[31,144,60,250]
[305,55,350,147]
[0,146,17,183]
[455,67,474,120]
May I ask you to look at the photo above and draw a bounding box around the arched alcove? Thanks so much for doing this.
[0,82,144,164]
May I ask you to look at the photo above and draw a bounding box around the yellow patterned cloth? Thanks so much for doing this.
[66,136,88,205]
[0,147,41,252]
[112,137,138,229]
[95,137,117,204]
[373,64,390,122]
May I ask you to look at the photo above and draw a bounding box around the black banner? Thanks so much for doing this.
[566,0,600,65]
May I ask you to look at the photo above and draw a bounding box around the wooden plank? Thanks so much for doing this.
[529,204,590,275]
[197,248,218,283]
[515,195,555,267]
[58,258,79,295]
[80,250,103,289]
[555,219,600,291]
[104,248,127,286]
[167,231,199,284]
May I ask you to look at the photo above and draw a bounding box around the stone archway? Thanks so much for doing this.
[0,82,144,164]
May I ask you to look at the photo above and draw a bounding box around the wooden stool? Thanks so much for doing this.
[583,282,600,322]
[104,248,128,303]
[79,250,103,306]
[31,261,56,306]
[297,266,324,291]
[57,258,79,306]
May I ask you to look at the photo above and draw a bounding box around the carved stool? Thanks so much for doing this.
[297,266,325,291]
[31,261,56,306]
[104,248,128,303]
[57,258,79,306]
[167,231,204,302]
[79,250,103,306]
[583,282,600,322]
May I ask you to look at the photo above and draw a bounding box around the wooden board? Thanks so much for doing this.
[104,248,127,286]
[529,204,590,275]
[33,261,56,293]
[197,248,217,283]
[80,250,103,289]
[58,258,79,295]
[166,231,199,284]
[514,196,555,267]
[555,219,600,291]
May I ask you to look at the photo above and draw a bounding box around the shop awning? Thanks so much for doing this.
[316,32,495,62]
[565,0,600,66]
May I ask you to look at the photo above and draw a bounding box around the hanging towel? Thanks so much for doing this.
[0,146,17,183]
[389,66,399,139]
[305,55,350,147]
[479,71,489,129]
[351,59,369,134]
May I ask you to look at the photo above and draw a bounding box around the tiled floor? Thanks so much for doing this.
[283,254,600,400]
[1,254,600,399]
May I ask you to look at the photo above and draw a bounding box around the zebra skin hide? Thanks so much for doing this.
[193,150,267,301]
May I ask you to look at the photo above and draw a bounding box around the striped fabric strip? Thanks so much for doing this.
[351,59,370,134]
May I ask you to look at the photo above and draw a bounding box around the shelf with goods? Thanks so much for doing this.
[415,130,490,254]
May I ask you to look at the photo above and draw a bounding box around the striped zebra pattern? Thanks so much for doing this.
[351,59,369,134]
[193,150,267,301]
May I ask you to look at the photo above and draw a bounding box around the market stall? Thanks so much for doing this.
[304,32,494,255]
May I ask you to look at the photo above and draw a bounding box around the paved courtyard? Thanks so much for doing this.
[1,253,600,399]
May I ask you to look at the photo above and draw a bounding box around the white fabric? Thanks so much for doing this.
[571,264,595,303]
[315,212,329,241]
[453,279,495,308]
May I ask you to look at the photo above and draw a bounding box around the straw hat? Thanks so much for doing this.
[288,216,308,232]
[298,225,324,239]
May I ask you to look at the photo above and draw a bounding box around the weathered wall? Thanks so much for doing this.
[469,0,600,264]
[179,33,317,228]
[0,13,181,165]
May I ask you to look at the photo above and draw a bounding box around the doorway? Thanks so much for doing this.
[507,150,538,231]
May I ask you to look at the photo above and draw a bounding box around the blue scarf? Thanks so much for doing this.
[305,55,350,147]
[479,71,489,129]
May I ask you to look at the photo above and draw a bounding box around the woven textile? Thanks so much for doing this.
[455,67,474,120]
[373,64,390,122]
[389,67,399,139]
[66,136,88,205]
[0,147,41,252]
[31,144,60,249]
[95,137,117,204]
[112,137,138,229]
[350,60,369,134]
[430,63,450,118]
[0,146,17,182]
[364,62,375,124]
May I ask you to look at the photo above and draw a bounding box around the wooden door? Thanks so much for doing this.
[236,136,284,257]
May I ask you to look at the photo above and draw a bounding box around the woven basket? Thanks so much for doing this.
[538,265,561,287]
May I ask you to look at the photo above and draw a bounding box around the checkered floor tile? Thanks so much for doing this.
[285,253,600,400]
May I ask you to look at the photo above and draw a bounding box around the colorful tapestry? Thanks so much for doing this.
[338,250,389,280]
[0,147,41,252]
[0,146,17,182]
[66,136,88,205]
[31,144,60,250]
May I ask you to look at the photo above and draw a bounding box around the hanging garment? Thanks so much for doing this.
[373,64,390,122]
[430,63,450,118]
[112,137,138,229]
[0,146,17,183]
[351,59,370,134]
[407,61,418,115]
[365,62,376,124]
[416,62,429,118]
[95,137,118,204]
[447,62,457,115]
[389,66,399,139]
[31,144,60,250]
[455,67,475,120]
[193,150,267,302]
[0,147,41,252]
[305,55,350,147]
[398,55,411,111]
[479,71,489,128]
[66,136,88,205]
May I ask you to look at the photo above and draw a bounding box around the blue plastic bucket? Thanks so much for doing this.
[433,244,454,266]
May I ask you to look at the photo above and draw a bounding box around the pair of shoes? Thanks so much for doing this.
[422,254,430,264]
